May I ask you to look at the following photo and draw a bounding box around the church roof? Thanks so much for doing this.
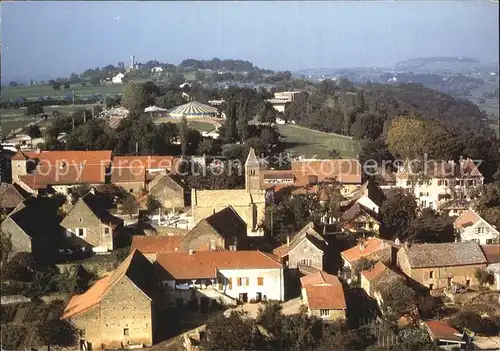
[245,147,260,167]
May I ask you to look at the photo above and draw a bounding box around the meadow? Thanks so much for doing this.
[278,124,360,159]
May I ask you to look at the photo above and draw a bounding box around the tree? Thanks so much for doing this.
[146,195,163,215]
[25,103,44,116]
[379,279,416,321]
[386,117,429,159]
[202,311,267,351]
[451,311,484,333]
[26,124,41,139]
[38,318,77,350]
[49,80,62,91]
[122,81,149,112]
[256,300,283,338]
[0,232,13,266]
[380,188,418,240]
[63,82,70,90]
[353,257,375,276]
[90,76,100,85]
[223,99,238,143]
[474,268,495,288]
[120,194,138,218]
[198,138,213,155]
[65,119,116,151]
[8,81,19,87]
[179,116,189,156]
[405,209,455,243]
[280,312,323,351]
[359,138,394,167]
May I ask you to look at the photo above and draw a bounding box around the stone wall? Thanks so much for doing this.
[288,240,323,271]
[309,308,346,321]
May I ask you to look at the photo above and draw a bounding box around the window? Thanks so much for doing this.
[429,271,434,279]
[227,278,232,290]
[476,227,484,234]
[129,189,134,193]
[104,227,110,235]
[456,179,464,186]
[466,279,471,287]
[418,180,424,186]
[468,179,477,186]
[421,201,427,208]
[123,328,129,336]
[257,277,264,286]
[447,277,453,287]
[406,180,411,186]
[486,239,494,244]
[79,329,86,337]
[66,230,72,238]
[237,278,242,286]
[429,283,434,290]
[210,239,216,250]
[368,222,374,229]
[298,259,312,267]
[77,228,85,237]
[320,309,330,317]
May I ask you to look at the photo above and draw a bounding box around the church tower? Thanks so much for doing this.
[245,148,260,195]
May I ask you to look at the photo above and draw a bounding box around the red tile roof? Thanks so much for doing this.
[62,250,151,319]
[156,250,282,280]
[481,245,500,264]
[300,271,346,310]
[16,151,112,187]
[454,209,482,230]
[130,235,182,254]
[360,261,388,281]
[112,156,176,170]
[425,321,464,343]
[341,237,387,264]
[291,159,362,184]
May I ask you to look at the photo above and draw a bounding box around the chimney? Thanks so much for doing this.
[90,187,96,195]
[287,236,290,247]
[189,248,194,255]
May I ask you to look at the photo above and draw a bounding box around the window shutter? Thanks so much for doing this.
[228,278,232,290]
[246,277,249,286]
[257,277,264,286]
[237,278,242,286]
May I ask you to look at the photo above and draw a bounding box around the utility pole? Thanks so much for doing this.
[72,90,75,105]
[72,117,75,130]
[83,110,87,123]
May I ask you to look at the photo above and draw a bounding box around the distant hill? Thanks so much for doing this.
[394,56,497,73]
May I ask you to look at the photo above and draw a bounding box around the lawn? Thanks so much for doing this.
[187,120,216,132]
[1,83,126,101]
[278,124,360,159]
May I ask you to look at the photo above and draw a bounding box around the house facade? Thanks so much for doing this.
[147,172,185,210]
[341,202,381,236]
[454,209,499,245]
[360,262,403,309]
[300,271,346,322]
[155,250,284,306]
[61,191,123,253]
[273,222,327,271]
[62,250,157,349]
[396,158,484,211]
[397,242,487,290]
[190,148,266,236]
[180,206,247,252]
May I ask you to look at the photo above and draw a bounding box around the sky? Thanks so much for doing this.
[2,1,499,82]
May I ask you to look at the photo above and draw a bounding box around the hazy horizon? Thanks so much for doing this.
[2,1,499,82]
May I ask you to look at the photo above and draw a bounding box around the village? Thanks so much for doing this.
[1,142,499,350]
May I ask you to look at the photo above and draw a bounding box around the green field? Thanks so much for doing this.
[1,83,127,101]
[186,121,216,132]
[278,124,360,159]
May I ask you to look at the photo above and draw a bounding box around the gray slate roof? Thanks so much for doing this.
[405,242,487,268]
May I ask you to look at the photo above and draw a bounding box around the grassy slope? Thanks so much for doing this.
[278,124,360,159]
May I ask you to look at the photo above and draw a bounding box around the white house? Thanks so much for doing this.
[396,158,484,211]
[156,250,285,305]
[151,66,164,73]
[111,73,125,84]
[454,209,499,245]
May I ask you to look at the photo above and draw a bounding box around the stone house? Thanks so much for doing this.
[454,209,499,245]
[0,182,28,214]
[341,237,397,272]
[481,245,500,291]
[11,150,112,195]
[395,158,484,211]
[300,271,346,322]
[341,202,381,236]
[1,196,62,260]
[360,261,403,309]
[190,148,266,236]
[60,190,123,253]
[62,250,158,349]
[130,235,183,262]
[155,250,284,306]
[180,206,248,252]
[273,222,327,271]
[147,172,185,210]
[396,242,488,290]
